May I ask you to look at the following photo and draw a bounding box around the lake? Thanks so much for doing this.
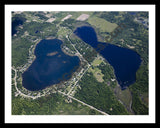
[22,39,80,91]
[74,26,141,89]
[12,18,23,36]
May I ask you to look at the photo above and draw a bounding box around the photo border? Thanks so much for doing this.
[5,4,155,123]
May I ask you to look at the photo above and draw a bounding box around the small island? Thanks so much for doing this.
[46,51,58,56]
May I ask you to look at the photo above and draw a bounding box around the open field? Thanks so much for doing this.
[61,14,72,21]
[92,58,103,66]
[69,11,93,20]
[87,16,118,33]
[46,18,56,23]
[88,67,104,83]
[88,58,104,83]
[76,14,90,21]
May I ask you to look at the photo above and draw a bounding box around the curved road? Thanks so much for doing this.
[12,67,108,115]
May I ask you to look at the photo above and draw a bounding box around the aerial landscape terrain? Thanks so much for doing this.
[11,11,148,115]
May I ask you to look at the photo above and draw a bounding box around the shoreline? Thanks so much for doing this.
[18,38,42,74]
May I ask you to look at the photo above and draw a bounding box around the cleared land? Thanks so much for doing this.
[61,14,72,21]
[88,58,104,83]
[89,67,104,83]
[92,59,103,66]
[46,18,56,23]
[87,16,118,33]
[76,14,90,21]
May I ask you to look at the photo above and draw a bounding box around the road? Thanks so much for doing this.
[58,91,109,115]
[67,64,90,95]
[66,34,91,95]
[66,34,90,65]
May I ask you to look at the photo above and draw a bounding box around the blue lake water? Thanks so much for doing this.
[12,18,23,36]
[128,12,137,15]
[22,39,80,91]
[74,26,141,89]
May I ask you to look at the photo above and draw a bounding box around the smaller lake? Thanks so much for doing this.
[74,26,141,89]
[22,39,80,91]
[12,18,23,36]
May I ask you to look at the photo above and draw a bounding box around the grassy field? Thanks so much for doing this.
[89,67,104,83]
[87,16,118,33]
[92,59,103,66]
[88,58,104,83]
[69,11,93,20]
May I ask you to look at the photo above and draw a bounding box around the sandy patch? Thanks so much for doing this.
[61,14,72,21]
[47,51,58,56]
[126,44,135,49]
[76,14,90,21]
[46,18,56,23]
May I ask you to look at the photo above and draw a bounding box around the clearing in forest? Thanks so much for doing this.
[87,16,118,33]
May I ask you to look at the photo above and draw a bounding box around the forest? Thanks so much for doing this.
[75,72,128,115]
[22,21,58,38]
[129,65,148,114]
[12,38,34,67]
